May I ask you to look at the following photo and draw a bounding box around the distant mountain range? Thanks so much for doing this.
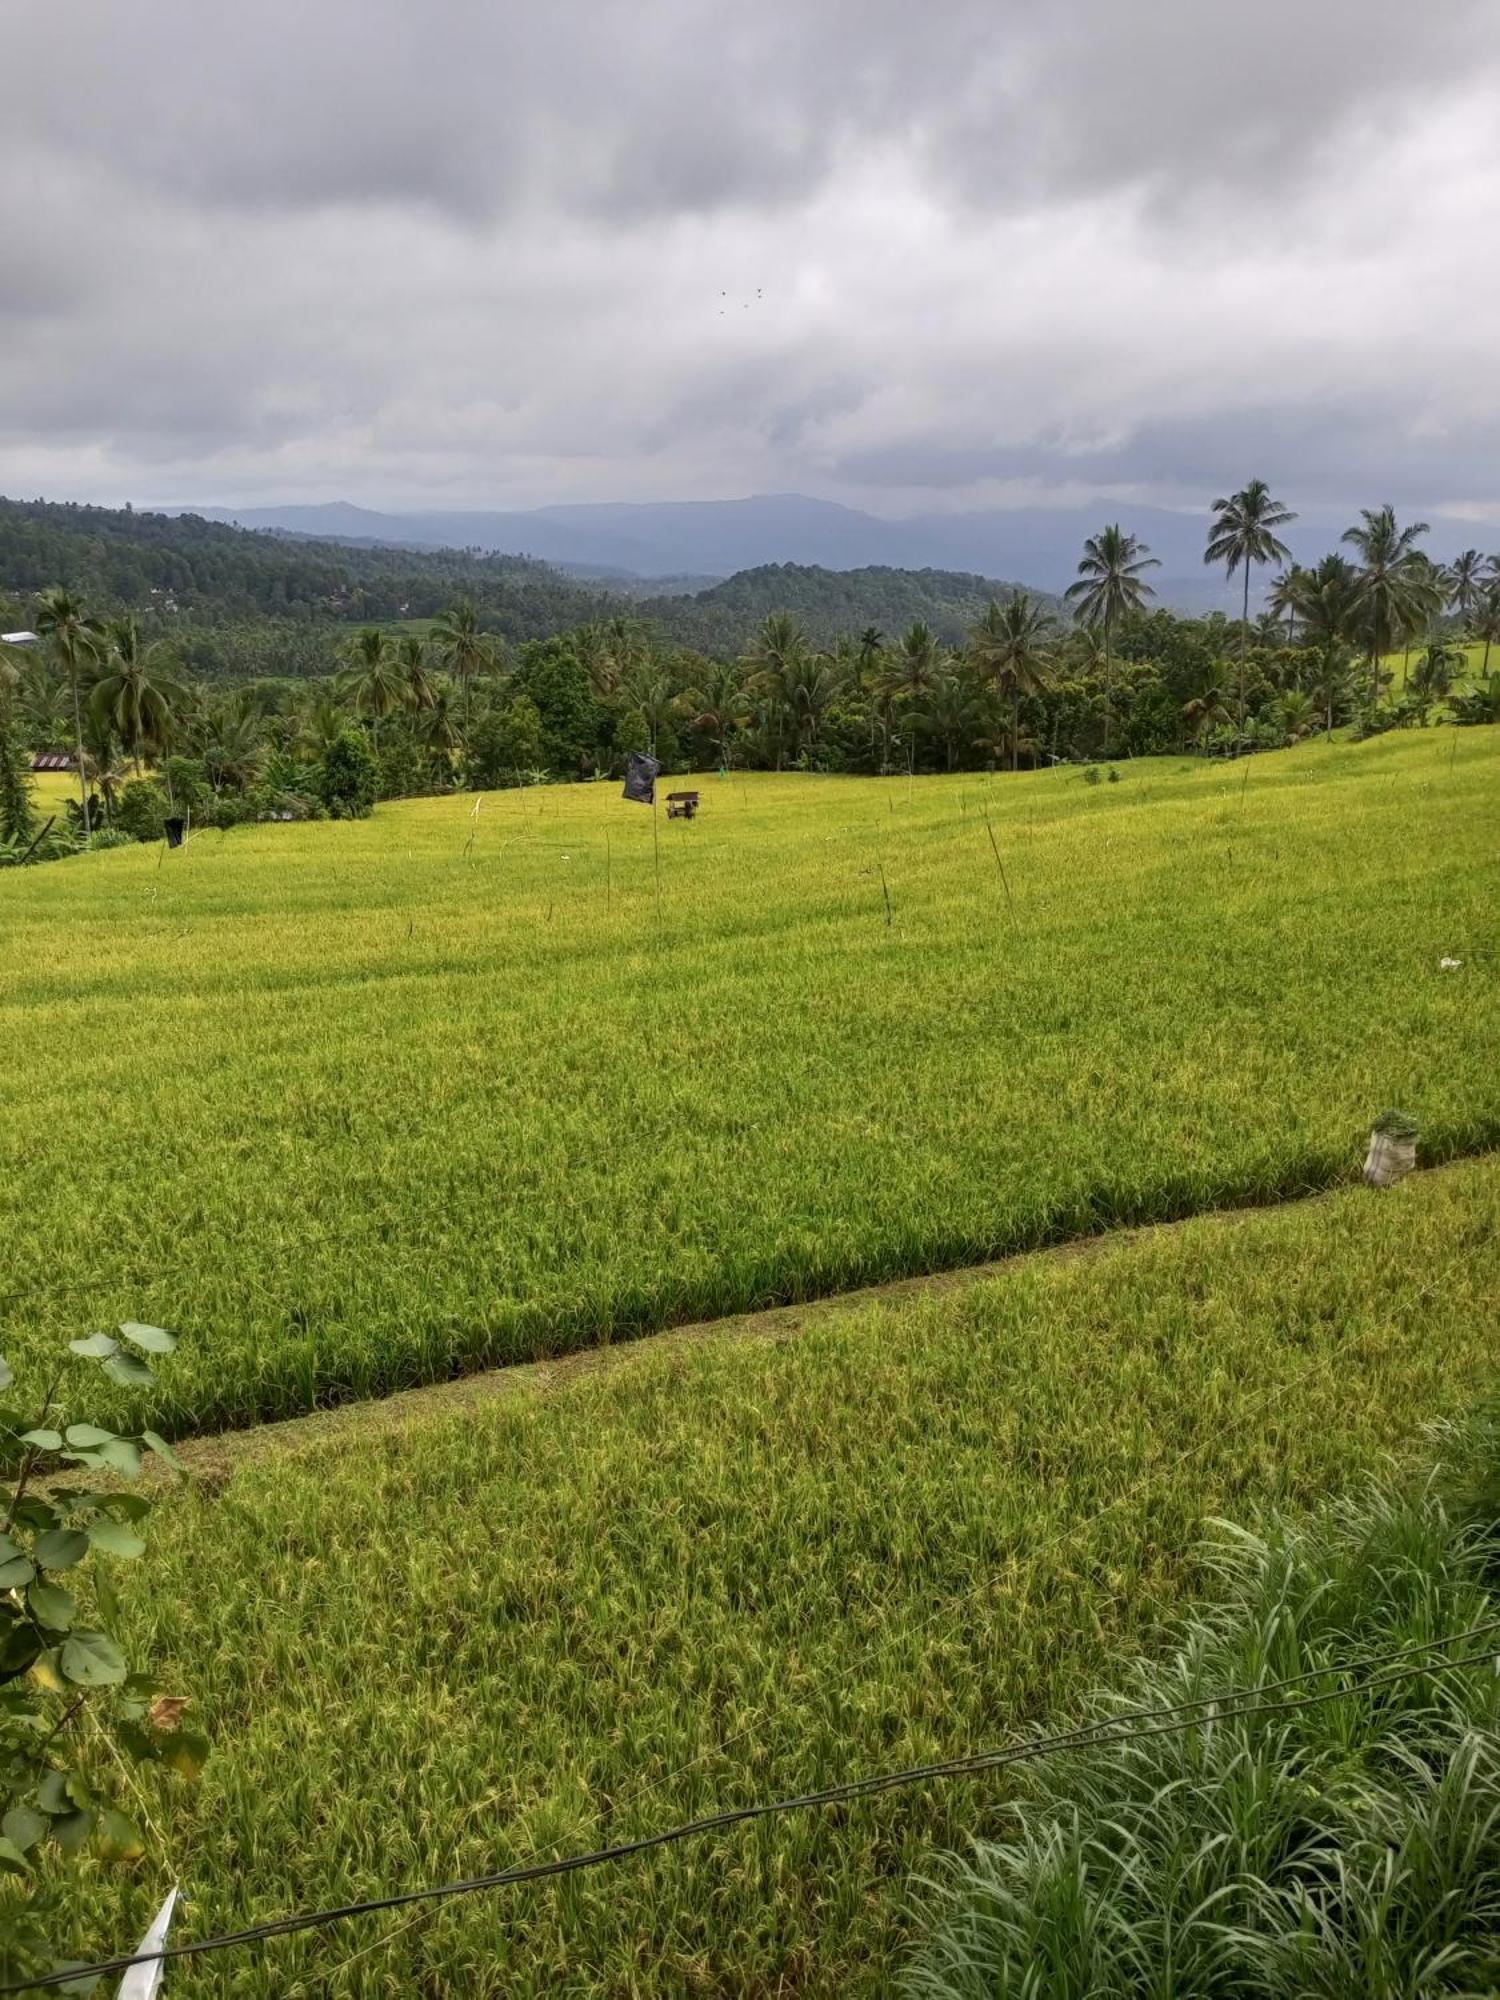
[194,491,1487,612]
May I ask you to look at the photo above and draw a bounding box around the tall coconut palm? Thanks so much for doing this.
[1203,481,1297,742]
[1267,563,1309,645]
[432,601,496,730]
[687,662,750,770]
[876,622,946,768]
[1473,583,1500,679]
[34,585,103,838]
[396,634,437,713]
[1341,505,1431,711]
[1444,549,1486,629]
[195,694,266,795]
[919,666,989,772]
[778,649,848,762]
[337,628,406,751]
[1293,554,1362,737]
[1064,526,1160,754]
[414,683,465,766]
[90,617,183,769]
[967,594,1053,771]
[741,613,811,768]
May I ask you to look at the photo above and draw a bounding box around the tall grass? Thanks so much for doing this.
[2,730,1496,1432]
[32,1160,1500,1994]
[904,1408,1500,1999]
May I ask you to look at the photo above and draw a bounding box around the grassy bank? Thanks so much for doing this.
[2,729,1496,1433]
[36,1158,1500,1994]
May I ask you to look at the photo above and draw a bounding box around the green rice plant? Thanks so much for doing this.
[903,1407,1500,1999]
[31,1160,1500,1994]
[1,729,1496,1433]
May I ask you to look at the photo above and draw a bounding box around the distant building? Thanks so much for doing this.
[2,630,39,646]
[31,751,75,772]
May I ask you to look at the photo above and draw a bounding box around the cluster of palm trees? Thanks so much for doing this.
[8,589,505,838]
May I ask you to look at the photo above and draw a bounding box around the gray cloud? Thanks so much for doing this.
[2,1,1499,522]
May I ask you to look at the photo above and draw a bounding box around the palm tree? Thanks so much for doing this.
[1268,563,1309,645]
[337,628,406,751]
[1341,505,1431,712]
[966,595,1053,770]
[686,662,750,770]
[194,694,266,795]
[741,613,811,768]
[90,617,183,770]
[414,683,465,767]
[1293,555,1361,737]
[875,622,946,768]
[1410,640,1465,702]
[1274,689,1316,742]
[1181,670,1231,752]
[919,667,989,772]
[1204,481,1297,743]
[1065,526,1160,754]
[432,601,496,729]
[396,635,437,713]
[1473,583,1500,679]
[34,585,104,838]
[778,649,848,762]
[1444,549,1486,630]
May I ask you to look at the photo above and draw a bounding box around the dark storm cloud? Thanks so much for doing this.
[2,1,1499,515]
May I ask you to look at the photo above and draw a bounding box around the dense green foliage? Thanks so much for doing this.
[906,1402,1500,1998]
[0,732,1494,1432]
[650,562,1048,650]
[0,1328,205,1991]
[41,1160,1500,1994]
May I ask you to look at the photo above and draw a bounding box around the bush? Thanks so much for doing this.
[317,728,378,819]
[464,695,546,789]
[114,778,170,843]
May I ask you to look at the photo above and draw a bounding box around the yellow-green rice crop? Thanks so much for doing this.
[44,1158,1500,1995]
[1,729,1496,1430]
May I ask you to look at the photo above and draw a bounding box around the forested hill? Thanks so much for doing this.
[0,495,1047,673]
[641,562,1045,650]
[0,496,610,637]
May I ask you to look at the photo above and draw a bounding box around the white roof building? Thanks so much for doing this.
[2,630,39,646]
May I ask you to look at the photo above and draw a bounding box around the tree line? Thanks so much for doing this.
[3,485,1497,862]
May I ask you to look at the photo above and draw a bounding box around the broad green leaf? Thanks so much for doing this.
[36,1769,72,1815]
[0,1624,41,1678]
[120,1323,176,1355]
[60,1630,128,1687]
[2,1804,46,1852]
[88,1490,151,1523]
[64,1424,115,1448]
[118,1719,161,1765]
[51,1807,94,1857]
[0,1355,12,1392]
[68,1333,117,1360]
[19,1428,63,1451]
[29,1648,67,1693]
[142,1429,185,1472]
[159,1729,210,1781]
[26,1583,75,1632]
[102,1352,155,1391]
[0,1539,35,1589]
[59,1451,109,1471]
[88,1519,146,1560]
[96,1807,145,1862]
[96,1438,143,1480]
[35,1528,89,1570]
[63,1772,91,1810]
[0,1833,30,1875]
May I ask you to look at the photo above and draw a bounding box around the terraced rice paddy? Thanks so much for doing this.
[2,730,1497,1432]
[52,1160,1500,1995]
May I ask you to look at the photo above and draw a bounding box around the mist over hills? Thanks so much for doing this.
[192,490,1489,612]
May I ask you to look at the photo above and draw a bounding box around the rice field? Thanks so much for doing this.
[2,729,1497,1432]
[42,1158,1500,1996]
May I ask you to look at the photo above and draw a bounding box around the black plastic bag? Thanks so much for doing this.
[164,817,187,850]
[622,752,660,805]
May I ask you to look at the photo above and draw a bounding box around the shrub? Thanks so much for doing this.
[113,778,169,843]
[317,728,378,819]
[464,696,546,789]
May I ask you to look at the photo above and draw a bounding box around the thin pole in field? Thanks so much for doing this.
[606,829,612,912]
[982,807,1016,918]
[652,789,662,936]
[878,858,893,927]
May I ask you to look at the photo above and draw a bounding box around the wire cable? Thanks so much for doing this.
[8,1617,1496,1995]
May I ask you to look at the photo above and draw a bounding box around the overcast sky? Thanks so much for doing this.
[5,0,1500,523]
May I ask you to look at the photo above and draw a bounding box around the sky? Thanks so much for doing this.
[4,0,1500,525]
